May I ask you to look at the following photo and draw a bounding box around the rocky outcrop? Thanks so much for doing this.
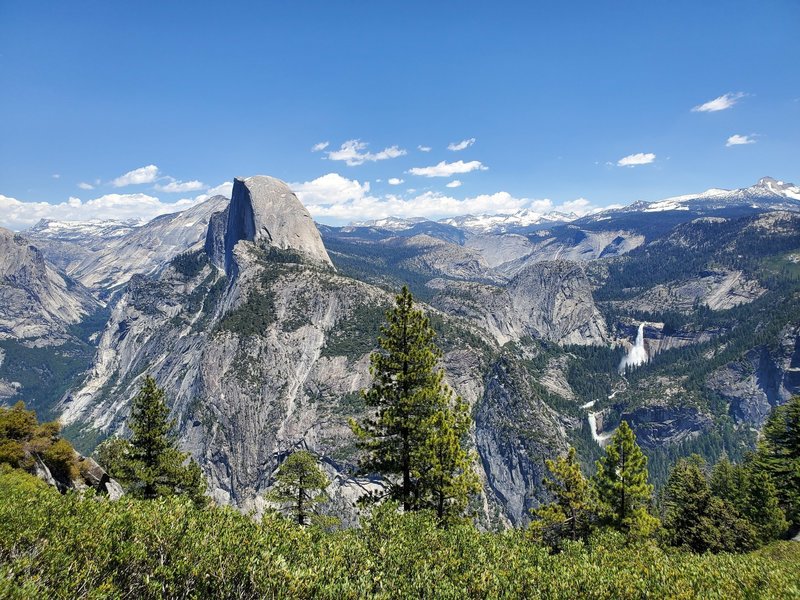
[508,261,608,346]
[475,356,571,525]
[32,451,123,498]
[428,261,607,347]
[707,323,800,427]
[0,227,98,341]
[622,404,714,449]
[392,234,494,281]
[224,176,333,275]
[615,269,765,314]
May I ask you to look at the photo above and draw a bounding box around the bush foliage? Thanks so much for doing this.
[0,470,798,599]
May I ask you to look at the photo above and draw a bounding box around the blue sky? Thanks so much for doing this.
[1,0,798,228]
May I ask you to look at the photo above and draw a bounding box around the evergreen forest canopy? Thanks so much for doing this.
[1,286,799,597]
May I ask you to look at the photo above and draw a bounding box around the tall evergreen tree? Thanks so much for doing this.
[531,446,594,546]
[97,376,206,506]
[741,470,788,543]
[414,395,480,525]
[663,456,755,553]
[755,395,800,526]
[268,450,329,526]
[351,286,476,518]
[593,421,658,536]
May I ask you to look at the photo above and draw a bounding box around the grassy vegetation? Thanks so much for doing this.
[0,470,798,599]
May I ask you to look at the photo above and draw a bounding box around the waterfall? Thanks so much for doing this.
[618,323,648,373]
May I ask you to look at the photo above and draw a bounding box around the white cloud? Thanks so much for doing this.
[388,178,404,185]
[311,141,329,152]
[447,138,475,151]
[290,172,603,224]
[418,145,432,152]
[202,181,234,199]
[77,182,95,190]
[154,179,206,193]
[445,180,462,188]
[617,153,656,167]
[326,140,407,166]
[51,174,61,179]
[0,192,209,231]
[726,134,756,147]
[408,160,488,177]
[691,92,746,113]
[111,164,160,187]
[291,173,370,206]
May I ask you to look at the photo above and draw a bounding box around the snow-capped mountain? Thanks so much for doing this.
[26,218,144,245]
[350,210,577,234]
[349,216,429,230]
[602,177,800,216]
[440,209,576,233]
[347,177,800,234]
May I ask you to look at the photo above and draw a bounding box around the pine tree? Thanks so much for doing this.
[755,395,800,526]
[268,450,329,526]
[97,376,206,506]
[663,456,755,553]
[413,395,480,526]
[351,286,476,517]
[741,470,788,543]
[593,420,658,537]
[531,446,594,546]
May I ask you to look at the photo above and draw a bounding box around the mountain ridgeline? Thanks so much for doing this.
[2,175,800,526]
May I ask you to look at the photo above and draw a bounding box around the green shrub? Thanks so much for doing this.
[42,439,79,482]
[0,471,799,599]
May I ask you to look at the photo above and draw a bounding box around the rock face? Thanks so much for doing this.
[507,262,608,345]
[615,270,765,314]
[707,324,800,427]
[476,356,571,525]
[0,227,98,341]
[428,261,607,347]
[224,177,332,275]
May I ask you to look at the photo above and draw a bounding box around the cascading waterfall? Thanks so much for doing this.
[618,323,648,374]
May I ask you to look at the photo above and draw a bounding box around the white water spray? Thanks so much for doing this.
[618,323,648,374]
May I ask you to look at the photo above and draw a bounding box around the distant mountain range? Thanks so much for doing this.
[351,177,800,234]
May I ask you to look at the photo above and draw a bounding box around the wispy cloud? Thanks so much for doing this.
[51,174,61,179]
[388,178,404,185]
[408,160,488,177]
[111,164,160,187]
[418,145,432,152]
[154,179,206,193]
[726,134,756,147]
[692,92,746,113]
[447,138,475,152]
[325,140,407,166]
[77,182,95,190]
[617,152,656,167]
[445,180,462,188]
[311,141,329,152]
